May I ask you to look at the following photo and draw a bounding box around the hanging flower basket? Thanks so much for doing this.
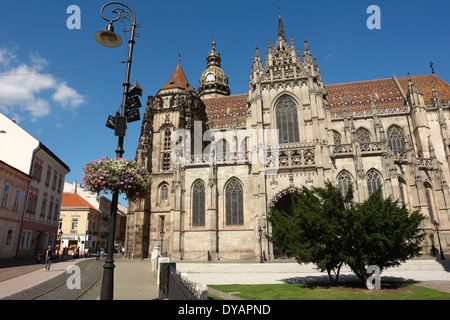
[82,157,152,202]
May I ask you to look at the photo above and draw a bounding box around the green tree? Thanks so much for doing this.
[345,188,425,289]
[268,181,353,285]
[268,182,425,289]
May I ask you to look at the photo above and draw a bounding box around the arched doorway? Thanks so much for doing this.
[268,187,301,259]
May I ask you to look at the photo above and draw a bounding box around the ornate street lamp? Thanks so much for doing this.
[433,221,446,260]
[95,1,141,300]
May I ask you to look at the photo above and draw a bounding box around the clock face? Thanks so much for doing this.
[206,72,215,82]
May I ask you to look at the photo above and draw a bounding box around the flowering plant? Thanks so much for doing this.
[82,157,152,201]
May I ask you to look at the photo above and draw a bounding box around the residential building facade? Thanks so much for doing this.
[60,181,127,254]
[0,161,31,258]
[125,15,450,261]
[0,113,70,259]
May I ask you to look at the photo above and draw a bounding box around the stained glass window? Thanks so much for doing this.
[387,125,405,152]
[337,171,353,196]
[367,169,382,197]
[276,96,300,144]
[192,180,205,226]
[225,178,244,225]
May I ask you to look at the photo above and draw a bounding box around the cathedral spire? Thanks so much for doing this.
[278,11,286,41]
[303,40,313,65]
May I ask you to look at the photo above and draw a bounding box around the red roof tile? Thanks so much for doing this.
[202,75,450,124]
[203,94,248,126]
[61,192,98,211]
[159,62,194,93]
[325,75,450,112]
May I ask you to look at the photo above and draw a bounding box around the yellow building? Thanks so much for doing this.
[59,192,108,254]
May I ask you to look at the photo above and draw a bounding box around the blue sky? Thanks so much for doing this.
[1,0,449,205]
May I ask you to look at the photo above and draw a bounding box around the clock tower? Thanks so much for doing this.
[198,42,231,99]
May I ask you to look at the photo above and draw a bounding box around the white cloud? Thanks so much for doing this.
[53,82,85,108]
[0,48,85,121]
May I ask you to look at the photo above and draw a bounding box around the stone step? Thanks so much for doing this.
[176,259,450,274]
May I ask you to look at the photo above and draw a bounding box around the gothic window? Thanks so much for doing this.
[192,180,205,226]
[387,125,405,152]
[333,130,342,145]
[425,184,436,223]
[275,96,300,144]
[337,171,353,196]
[216,139,230,157]
[162,128,171,171]
[357,128,371,152]
[356,128,371,143]
[225,178,244,226]
[366,169,382,197]
[160,184,169,203]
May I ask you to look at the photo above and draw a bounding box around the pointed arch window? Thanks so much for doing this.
[337,171,353,197]
[276,96,300,144]
[387,125,405,152]
[366,169,382,197]
[333,130,342,145]
[160,184,169,203]
[192,180,205,226]
[356,128,371,143]
[225,178,244,226]
[357,128,371,152]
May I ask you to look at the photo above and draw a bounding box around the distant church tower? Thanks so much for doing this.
[198,42,231,99]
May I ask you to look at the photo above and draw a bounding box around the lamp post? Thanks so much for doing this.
[433,221,446,260]
[95,1,141,300]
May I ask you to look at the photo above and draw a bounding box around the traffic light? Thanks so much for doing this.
[125,80,143,123]
[104,80,143,134]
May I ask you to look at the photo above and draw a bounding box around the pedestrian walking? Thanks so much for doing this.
[96,248,100,261]
[100,247,104,259]
[44,246,53,270]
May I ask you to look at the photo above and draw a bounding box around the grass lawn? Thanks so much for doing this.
[209,282,450,300]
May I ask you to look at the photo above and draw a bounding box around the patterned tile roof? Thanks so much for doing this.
[202,75,450,125]
[203,94,248,127]
[326,74,450,112]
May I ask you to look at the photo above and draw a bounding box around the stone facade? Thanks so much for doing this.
[125,15,450,261]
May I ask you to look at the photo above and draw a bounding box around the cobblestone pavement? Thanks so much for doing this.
[1,258,103,300]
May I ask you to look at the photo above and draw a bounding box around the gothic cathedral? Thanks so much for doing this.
[125,15,450,261]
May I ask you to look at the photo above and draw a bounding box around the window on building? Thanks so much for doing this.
[1,184,10,207]
[71,218,78,231]
[192,180,205,227]
[162,128,171,171]
[216,139,231,161]
[356,128,371,143]
[13,189,21,211]
[276,96,300,144]
[366,169,382,197]
[40,198,47,218]
[32,162,43,181]
[160,184,169,203]
[20,230,32,250]
[225,178,244,226]
[45,166,51,187]
[387,125,405,152]
[337,171,353,197]
[333,130,342,145]
[6,230,12,245]
[26,194,38,215]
